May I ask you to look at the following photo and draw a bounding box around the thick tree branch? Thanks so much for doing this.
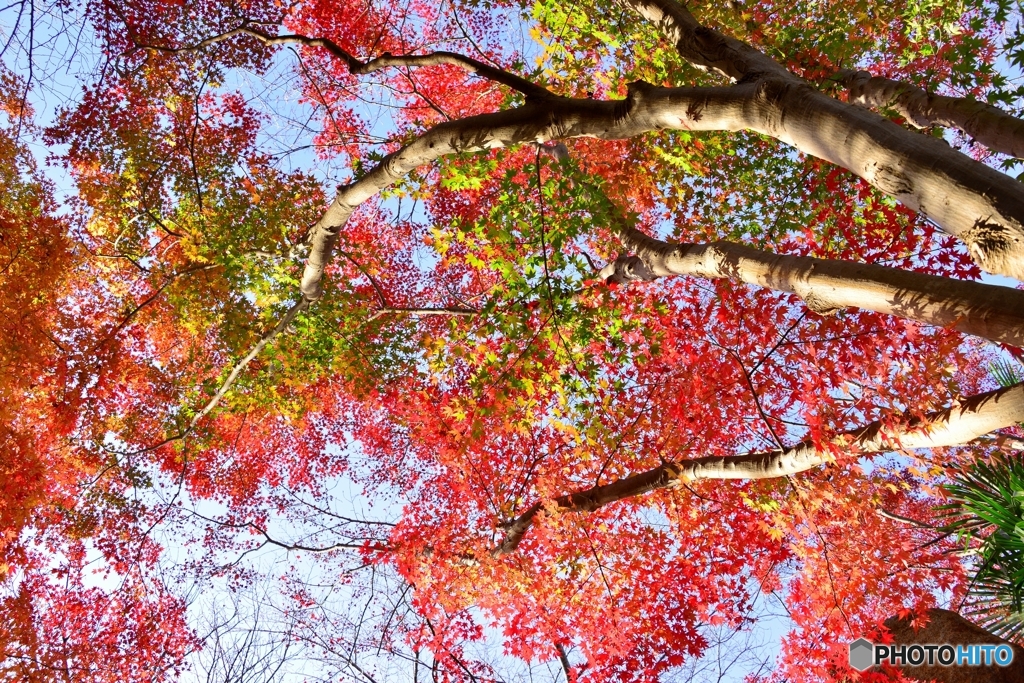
[618,0,1024,278]
[600,222,1024,346]
[304,79,1024,300]
[493,382,1024,555]
[147,6,1024,298]
[839,69,1024,158]
[614,0,787,80]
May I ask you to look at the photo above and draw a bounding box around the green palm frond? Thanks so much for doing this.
[941,455,1024,642]
[962,574,1024,642]
[991,358,1024,389]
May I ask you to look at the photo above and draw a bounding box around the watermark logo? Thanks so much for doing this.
[849,639,874,671]
[848,639,1014,671]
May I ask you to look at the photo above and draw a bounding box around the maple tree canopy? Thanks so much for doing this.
[3,0,1024,680]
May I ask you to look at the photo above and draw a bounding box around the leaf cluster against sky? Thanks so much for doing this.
[2,0,1024,681]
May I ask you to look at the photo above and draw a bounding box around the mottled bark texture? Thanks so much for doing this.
[615,0,1024,280]
[617,0,787,80]
[153,1,1024,289]
[493,383,1024,555]
[301,77,1024,298]
[302,76,1024,298]
[884,609,1024,682]
[601,224,1024,346]
[841,69,1024,159]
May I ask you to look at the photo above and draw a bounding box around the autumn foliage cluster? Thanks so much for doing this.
[2,0,1024,681]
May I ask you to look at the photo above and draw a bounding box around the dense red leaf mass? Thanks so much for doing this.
[1,0,1020,681]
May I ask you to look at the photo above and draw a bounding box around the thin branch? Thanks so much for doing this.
[788,477,853,633]
[187,299,308,431]
[877,508,938,528]
[90,264,219,352]
[116,297,311,459]
[336,249,478,321]
[722,345,785,450]
[337,248,390,308]
[137,23,551,99]
[375,306,477,317]
[250,524,371,554]
[491,382,1024,555]
[359,51,550,100]
[555,643,572,682]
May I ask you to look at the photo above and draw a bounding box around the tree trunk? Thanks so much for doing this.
[300,80,1024,298]
[884,608,1024,682]
[292,0,1024,300]
[615,0,1024,280]
[841,70,1024,159]
[493,383,1024,555]
[601,223,1024,346]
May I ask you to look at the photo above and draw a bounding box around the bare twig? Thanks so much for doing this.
[137,22,551,99]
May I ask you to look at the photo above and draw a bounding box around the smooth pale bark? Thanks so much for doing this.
[302,85,750,298]
[616,0,788,80]
[615,0,1024,280]
[759,85,1024,280]
[493,382,1024,555]
[841,69,1024,159]
[599,224,1024,346]
[300,80,1024,298]
[165,6,1024,294]
[301,104,569,298]
[162,6,1024,290]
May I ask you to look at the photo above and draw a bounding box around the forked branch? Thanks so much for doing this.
[618,0,1024,279]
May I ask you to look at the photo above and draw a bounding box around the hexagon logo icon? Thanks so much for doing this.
[849,638,874,672]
